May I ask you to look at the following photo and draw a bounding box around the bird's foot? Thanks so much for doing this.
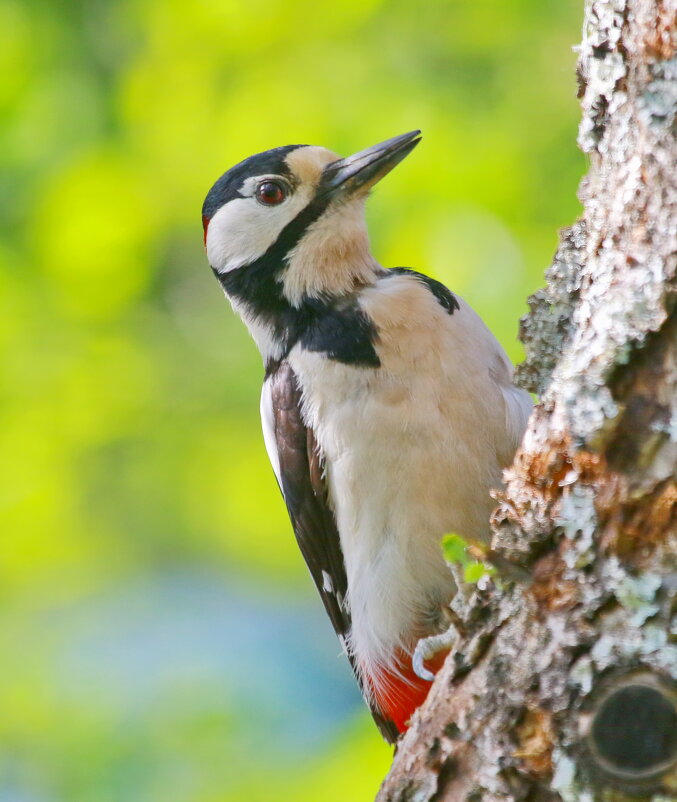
[412,625,459,682]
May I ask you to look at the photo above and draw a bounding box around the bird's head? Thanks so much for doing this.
[202,131,421,307]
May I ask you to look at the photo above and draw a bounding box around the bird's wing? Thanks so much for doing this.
[500,383,533,455]
[488,353,533,464]
[262,360,400,744]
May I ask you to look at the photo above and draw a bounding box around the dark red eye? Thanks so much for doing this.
[256,181,286,205]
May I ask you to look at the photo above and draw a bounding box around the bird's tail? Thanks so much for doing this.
[363,647,448,735]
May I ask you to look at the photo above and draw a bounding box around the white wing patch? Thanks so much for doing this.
[322,570,334,593]
[260,378,282,488]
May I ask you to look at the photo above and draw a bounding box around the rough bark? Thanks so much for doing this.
[376,2,676,800]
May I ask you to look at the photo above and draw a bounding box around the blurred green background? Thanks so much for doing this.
[0,0,583,799]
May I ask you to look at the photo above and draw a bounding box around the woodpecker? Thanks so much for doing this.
[202,131,532,743]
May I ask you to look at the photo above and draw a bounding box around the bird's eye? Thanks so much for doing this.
[256,180,286,205]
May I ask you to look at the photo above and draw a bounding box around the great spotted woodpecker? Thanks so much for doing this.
[201,131,532,743]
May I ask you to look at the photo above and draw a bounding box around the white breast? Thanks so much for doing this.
[288,273,532,691]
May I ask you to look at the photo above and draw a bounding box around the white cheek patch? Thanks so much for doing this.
[206,185,313,274]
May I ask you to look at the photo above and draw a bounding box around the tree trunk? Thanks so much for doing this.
[376,1,676,800]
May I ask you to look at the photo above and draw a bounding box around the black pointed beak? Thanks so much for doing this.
[320,130,421,201]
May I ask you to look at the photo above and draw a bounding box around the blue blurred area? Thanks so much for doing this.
[0,570,364,798]
[56,571,362,750]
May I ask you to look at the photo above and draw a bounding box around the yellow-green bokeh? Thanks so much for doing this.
[0,0,583,799]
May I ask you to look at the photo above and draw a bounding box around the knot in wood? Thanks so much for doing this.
[585,672,677,787]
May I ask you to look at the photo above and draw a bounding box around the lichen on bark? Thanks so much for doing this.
[376,2,676,800]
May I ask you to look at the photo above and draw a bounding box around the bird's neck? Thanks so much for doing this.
[220,259,382,371]
[280,201,381,306]
[217,205,383,369]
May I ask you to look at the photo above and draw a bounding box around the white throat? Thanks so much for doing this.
[282,199,380,306]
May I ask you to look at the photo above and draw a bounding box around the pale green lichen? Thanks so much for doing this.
[591,633,617,668]
[552,751,594,802]
[651,412,677,441]
[569,654,594,695]
[577,0,627,154]
[556,485,597,568]
[639,56,677,129]
[614,572,662,626]
[515,222,586,396]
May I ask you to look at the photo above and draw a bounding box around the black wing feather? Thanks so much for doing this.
[268,360,399,744]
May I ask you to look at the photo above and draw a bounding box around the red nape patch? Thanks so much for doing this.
[366,648,449,734]
[202,214,210,246]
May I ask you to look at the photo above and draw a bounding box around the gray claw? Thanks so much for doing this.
[412,644,436,682]
[412,626,458,682]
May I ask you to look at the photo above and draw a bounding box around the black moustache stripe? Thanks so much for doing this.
[215,195,381,370]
